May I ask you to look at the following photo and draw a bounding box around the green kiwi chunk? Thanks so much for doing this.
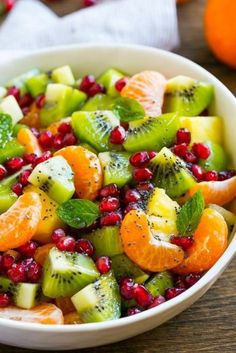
[0,139,25,164]
[198,141,228,171]
[42,247,99,298]
[71,271,121,323]
[164,75,213,116]
[112,254,149,284]
[123,113,180,152]
[97,68,125,97]
[145,272,173,297]
[150,147,196,198]
[26,73,49,97]
[81,94,115,111]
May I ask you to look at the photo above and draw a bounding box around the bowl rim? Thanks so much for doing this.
[0,43,235,332]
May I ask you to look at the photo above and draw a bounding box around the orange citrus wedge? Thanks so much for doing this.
[120,210,184,272]
[34,243,55,266]
[17,127,42,156]
[64,312,82,325]
[55,297,75,315]
[20,102,40,129]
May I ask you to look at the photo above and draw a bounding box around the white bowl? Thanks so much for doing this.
[0,44,236,351]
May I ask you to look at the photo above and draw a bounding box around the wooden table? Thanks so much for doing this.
[1,0,236,352]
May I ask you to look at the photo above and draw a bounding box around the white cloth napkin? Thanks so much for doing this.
[0,0,179,61]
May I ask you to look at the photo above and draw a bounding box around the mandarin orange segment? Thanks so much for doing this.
[0,192,42,251]
[120,210,184,272]
[17,127,42,156]
[0,304,64,325]
[20,102,40,129]
[54,145,103,200]
[64,312,82,325]
[120,71,166,117]
[55,297,75,315]
[174,208,228,274]
[34,243,55,266]
[47,117,71,135]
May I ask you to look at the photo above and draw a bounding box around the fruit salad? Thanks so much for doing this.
[0,65,235,325]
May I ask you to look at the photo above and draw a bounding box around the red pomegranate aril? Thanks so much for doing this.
[165,287,185,300]
[218,170,236,181]
[100,184,120,198]
[204,170,218,181]
[33,151,52,166]
[58,122,72,135]
[192,143,210,160]
[21,258,34,271]
[35,94,45,109]
[24,153,37,164]
[185,273,201,287]
[124,189,141,204]
[99,197,120,213]
[62,132,77,147]
[126,307,142,316]
[120,121,129,131]
[109,126,126,145]
[120,277,135,300]
[124,202,141,214]
[31,128,40,138]
[129,152,150,167]
[7,86,20,101]
[53,133,64,150]
[148,295,166,309]
[184,151,198,164]
[133,168,153,182]
[5,157,24,172]
[175,275,187,289]
[8,263,26,283]
[136,182,154,193]
[11,182,23,196]
[191,164,204,181]
[96,256,111,274]
[18,169,31,186]
[0,165,7,180]
[83,0,97,7]
[88,82,105,97]
[79,75,96,93]
[27,261,42,283]
[171,236,194,251]
[18,241,38,258]
[2,254,15,269]
[133,284,154,308]
[51,228,66,243]
[3,0,15,12]
[176,128,191,145]
[115,77,129,92]
[173,143,188,158]
[148,151,157,160]
[19,94,34,108]
[38,130,53,149]
[0,293,11,308]
[75,239,95,257]
[100,212,122,226]
[56,236,76,252]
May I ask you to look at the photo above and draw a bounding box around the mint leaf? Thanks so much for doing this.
[176,191,205,237]
[113,97,145,122]
[0,113,13,148]
[57,199,100,229]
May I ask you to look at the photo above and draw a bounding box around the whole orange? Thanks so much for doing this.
[205,0,236,69]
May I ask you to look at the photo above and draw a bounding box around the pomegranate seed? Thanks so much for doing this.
[136,182,154,193]
[109,126,126,145]
[58,122,72,134]
[33,151,52,166]
[99,197,120,212]
[53,133,64,150]
[124,202,141,214]
[0,293,11,308]
[8,263,26,283]
[191,164,204,181]
[204,170,218,181]
[11,182,23,196]
[27,261,42,283]
[124,189,141,203]
[88,82,105,97]
[129,152,150,167]
[184,151,198,164]
[38,130,53,149]
[21,258,34,271]
[62,132,77,147]
[120,277,135,300]
[19,94,34,108]
[148,295,166,309]
[185,273,201,287]
[126,307,142,316]
[96,256,111,274]
[18,241,38,258]
[175,275,187,289]
[100,184,120,198]
[173,143,188,158]
[18,169,31,186]
[100,212,122,226]
[79,75,96,94]
[24,153,37,164]
[75,239,95,257]
[132,284,154,308]
[165,287,185,300]
[79,220,99,234]
[57,236,76,252]
[31,128,40,138]
[2,254,15,269]
[218,170,236,181]
[115,77,129,92]
[133,168,153,182]
[176,128,191,145]
[0,165,7,180]
[192,143,210,160]
[51,228,66,243]
[5,157,24,172]
[148,151,157,160]
[171,236,194,251]
[3,0,15,12]
[84,0,97,7]
[35,94,45,109]
[22,107,30,115]
[7,86,20,101]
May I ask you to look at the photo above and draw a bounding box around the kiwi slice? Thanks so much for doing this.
[28,156,75,204]
[164,75,213,116]
[26,73,49,97]
[112,254,149,284]
[150,147,196,198]
[71,271,121,323]
[198,141,228,171]
[81,94,115,111]
[145,271,173,297]
[72,110,119,152]
[99,152,132,188]
[42,247,99,298]
[97,68,125,97]
[84,226,123,258]
[0,187,17,214]
[0,139,25,164]
[123,113,180,152]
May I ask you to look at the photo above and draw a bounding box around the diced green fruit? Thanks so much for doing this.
[150,147,196,198]
[81,94,115,111]
[42,247,99,298]
[6,68,41,95]
[26,73,49,97]
[0,139,25,164]
[198,141,228,171]
[72,110,119,152]
[45,83,69,102]
[13,123,28,137]
[123,113,180,152]
[52,65,75,86]
[145,272,173,297]
[164,75,213,117]
[209,204,236,233]
[97,68,125,97]
[84,226,123,258]
[112,254,149,284]
[0,87,7,99]
[0,113,13,148]
[113,97,145,122]
[99,152,132,188]
[28,156,75,204]
[0,95,23,124]
[71,272,121,323]
[80,143,98,154]
[0,187,17,214]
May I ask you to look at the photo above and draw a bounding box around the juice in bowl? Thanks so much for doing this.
[0,45,235,350]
